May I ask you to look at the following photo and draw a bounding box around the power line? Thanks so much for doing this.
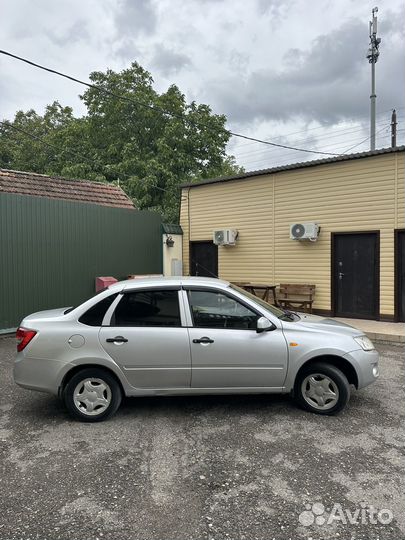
[0,49,341,157]
[234,116,403,160]
[0,120,97,164]
[1,118,397,197]
[341,125,388,154]
[236,125,365,158]
[228,131,340,155]
[238,126,393,167]
[238,128,392,169]
[227,107,405,150]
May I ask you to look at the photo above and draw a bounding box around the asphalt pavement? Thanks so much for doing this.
[0,337,404,540]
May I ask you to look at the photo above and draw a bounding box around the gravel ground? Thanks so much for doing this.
[0,337,404,540]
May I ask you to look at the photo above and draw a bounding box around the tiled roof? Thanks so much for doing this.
[181,145,405,188]
[0,169,135,209]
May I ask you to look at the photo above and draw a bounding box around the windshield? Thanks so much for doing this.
[229,284,292,320]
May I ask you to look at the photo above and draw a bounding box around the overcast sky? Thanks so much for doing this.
[1,0,404,170]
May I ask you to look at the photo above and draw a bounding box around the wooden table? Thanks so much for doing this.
[232,282,278,306]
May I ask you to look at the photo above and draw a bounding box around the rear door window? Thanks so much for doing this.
[112,290,181,327]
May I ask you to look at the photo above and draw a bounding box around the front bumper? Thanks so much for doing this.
[13,353,66,395]
[343,348,380,389]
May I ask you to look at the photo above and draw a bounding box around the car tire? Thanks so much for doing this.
[294,362,350,415]
[63,367,122,422]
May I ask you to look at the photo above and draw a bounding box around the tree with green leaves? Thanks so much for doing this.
[0,62,242,221]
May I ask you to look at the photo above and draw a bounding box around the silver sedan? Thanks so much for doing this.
[14,277,379,421]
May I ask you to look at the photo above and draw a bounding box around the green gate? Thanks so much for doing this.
[0,193,162,332]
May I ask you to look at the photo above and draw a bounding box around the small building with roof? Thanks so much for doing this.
[162,223,183,276]
[0,168,135,209]
[180,146,405,322]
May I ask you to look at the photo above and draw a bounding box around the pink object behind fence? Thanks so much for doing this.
[95,276,118,292]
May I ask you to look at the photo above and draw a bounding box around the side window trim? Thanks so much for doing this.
[102,293,123,326]
[178,290,192,327]
[184,287,262,330]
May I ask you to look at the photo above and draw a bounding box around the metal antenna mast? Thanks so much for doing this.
[367,7,381,151]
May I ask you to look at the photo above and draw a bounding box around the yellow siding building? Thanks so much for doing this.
[180,147,405,322]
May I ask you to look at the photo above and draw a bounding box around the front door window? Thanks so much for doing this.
[188,290,259,330]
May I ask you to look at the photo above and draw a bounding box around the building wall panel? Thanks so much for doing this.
[181,151,403,318]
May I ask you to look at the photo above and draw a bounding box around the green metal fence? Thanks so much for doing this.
[0,193,162,332]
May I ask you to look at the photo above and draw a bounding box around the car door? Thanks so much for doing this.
[99,287,191,388]
[185,288,288,388]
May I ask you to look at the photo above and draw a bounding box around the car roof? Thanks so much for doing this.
[108,275,230,292]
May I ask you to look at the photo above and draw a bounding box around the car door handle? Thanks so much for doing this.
[106,336,128,343]
[193,337,214,344]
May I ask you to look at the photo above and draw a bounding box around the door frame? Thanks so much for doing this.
[330,231,380,320]
[189,240,218,277]
[394,228,405,322]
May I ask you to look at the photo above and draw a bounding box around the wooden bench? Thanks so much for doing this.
[231,282,278,306]
[277,284,316,313]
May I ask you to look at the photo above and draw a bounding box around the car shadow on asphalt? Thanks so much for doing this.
[18,391,295,424]
[118,392,295,419]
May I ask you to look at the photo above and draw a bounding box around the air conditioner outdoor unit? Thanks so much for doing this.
[213,229,238,246]
[290,222,320,241]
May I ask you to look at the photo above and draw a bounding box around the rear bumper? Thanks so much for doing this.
[343,348,380,389]
[13,354,65,395]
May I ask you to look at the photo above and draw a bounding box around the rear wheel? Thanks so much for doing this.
[64,368,122,422]
[294,362,350,415]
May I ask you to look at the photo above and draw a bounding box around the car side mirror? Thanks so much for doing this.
[256,316,275,333]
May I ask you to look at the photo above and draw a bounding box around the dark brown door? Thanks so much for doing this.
[396,230,405,322]
[190,241,218,277]
[332,233,379,319]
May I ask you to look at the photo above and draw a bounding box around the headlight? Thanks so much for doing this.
[354,335,375,351]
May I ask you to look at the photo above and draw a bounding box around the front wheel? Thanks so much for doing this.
[64,368,122,422]
[294,363,350,415]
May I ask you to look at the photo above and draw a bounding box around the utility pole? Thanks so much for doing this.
[367,7,381,151]
[391,109,397,148]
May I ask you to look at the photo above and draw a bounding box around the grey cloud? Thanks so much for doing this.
[293,20,365,81]
[228,50,250,74]
[114,0,157,36]
[47,20,89,47]
[113,38,142,61]
[150,46,192,76]
[256,0,295,18]
[0,70,14,115]
[206,14,404,126]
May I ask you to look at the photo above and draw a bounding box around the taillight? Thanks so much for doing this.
[16,327,37,352]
